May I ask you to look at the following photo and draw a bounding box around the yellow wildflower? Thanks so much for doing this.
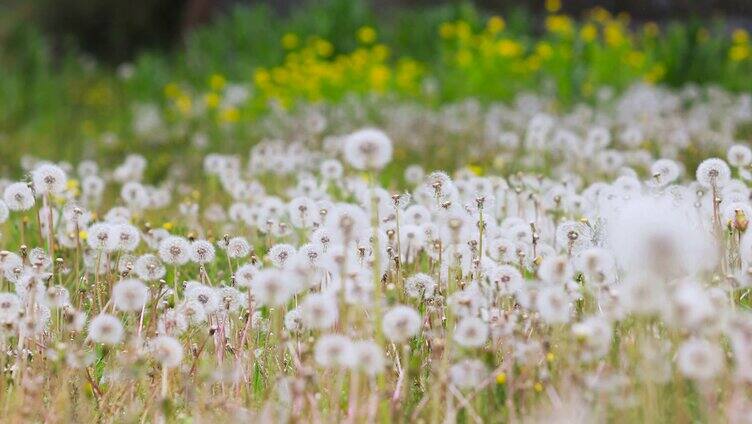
[204,92,220,109]
[486,16,505,34]
[545,0,561,13]
[732,28,749,44]
[730,45,750,62]
[281,32,299,50]
[439,22,455,39]
[357,26,377,44]
[209,74,226,91]
[219,107,240,123]
[496,372,507,385]
[580,23,597,42]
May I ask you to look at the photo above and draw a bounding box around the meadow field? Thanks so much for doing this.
[0,0,752,422]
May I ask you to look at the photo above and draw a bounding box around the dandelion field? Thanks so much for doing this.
[1,1,752,422]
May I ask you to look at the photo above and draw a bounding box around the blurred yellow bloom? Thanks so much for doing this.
[580,23,598,42]
[468,165,483,176]
[497,39,522,57]
[486,16,505,34]
[643,63,666,83]
[395,59,423,92]
[535,42,553,59]
[456,49,473,67]
[162,222,174,231]
[545,15,574,37]
[281,33,299,50]
[219,107,240,123]
[730,45,750,62]
[176,95,192,115]
[66,179,80,196]
[373,44,390,61]
[495,372,507,385]
[545,0,561,13]
[590,7,611,23]
[370,65,390,91]
[626,51,645,68]
[79,230,88,240]
[604,23,624,46]
[546,352,555,362]
[272,68,290,84]
[209,74,226,91]
[439,22,455,39]
[357,26,377,44]
[455,21,472,41]
[732,29,749,44]
[254,69,271,86]
[204,92,220,109]
[314,39,334,57]
[534,382,544,393]
[164,82,180,98]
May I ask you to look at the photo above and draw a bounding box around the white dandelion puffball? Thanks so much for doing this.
[3,182,35,211]
[149,335,184,368]
[191,239,216,264]
[134,254,166,281]
[112,279,149,312]
[350,340,385,376]
[32,164,67,195]
[727,144,752,168]
[536,285,571,324]
[695,158,731,188]
[404,273,436,299]
[250,269,293,307]
[159,236,191,265]
[114,224,141,252]
[677,338,724,380]
[343,128,393,171]
[88,314,124,345]
[234,263,259,288]
[225,236,251,259]
[449,359,488,389]
[314,334,354,368]
[453,316,489,348]
[87,223,117,252]
[185,283,220,313]
[300,293,338,330]
[382,305,421,343]
[606,195,717,279]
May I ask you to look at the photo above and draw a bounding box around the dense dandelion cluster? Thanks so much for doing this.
[0,83,752,422]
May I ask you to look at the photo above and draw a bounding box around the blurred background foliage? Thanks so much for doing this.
[0,0,750,176]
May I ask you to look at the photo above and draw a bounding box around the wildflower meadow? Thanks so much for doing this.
[1,0,752,422]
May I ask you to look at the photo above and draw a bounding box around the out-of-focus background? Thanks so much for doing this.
[1,0,751,175]
[7,0,751,64]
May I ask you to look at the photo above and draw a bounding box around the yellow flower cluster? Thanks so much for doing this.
[729,29,750,62]
[438,10,664,99]
[252,28,423,107]
[154,9,746,124]
[163,73,242,125]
